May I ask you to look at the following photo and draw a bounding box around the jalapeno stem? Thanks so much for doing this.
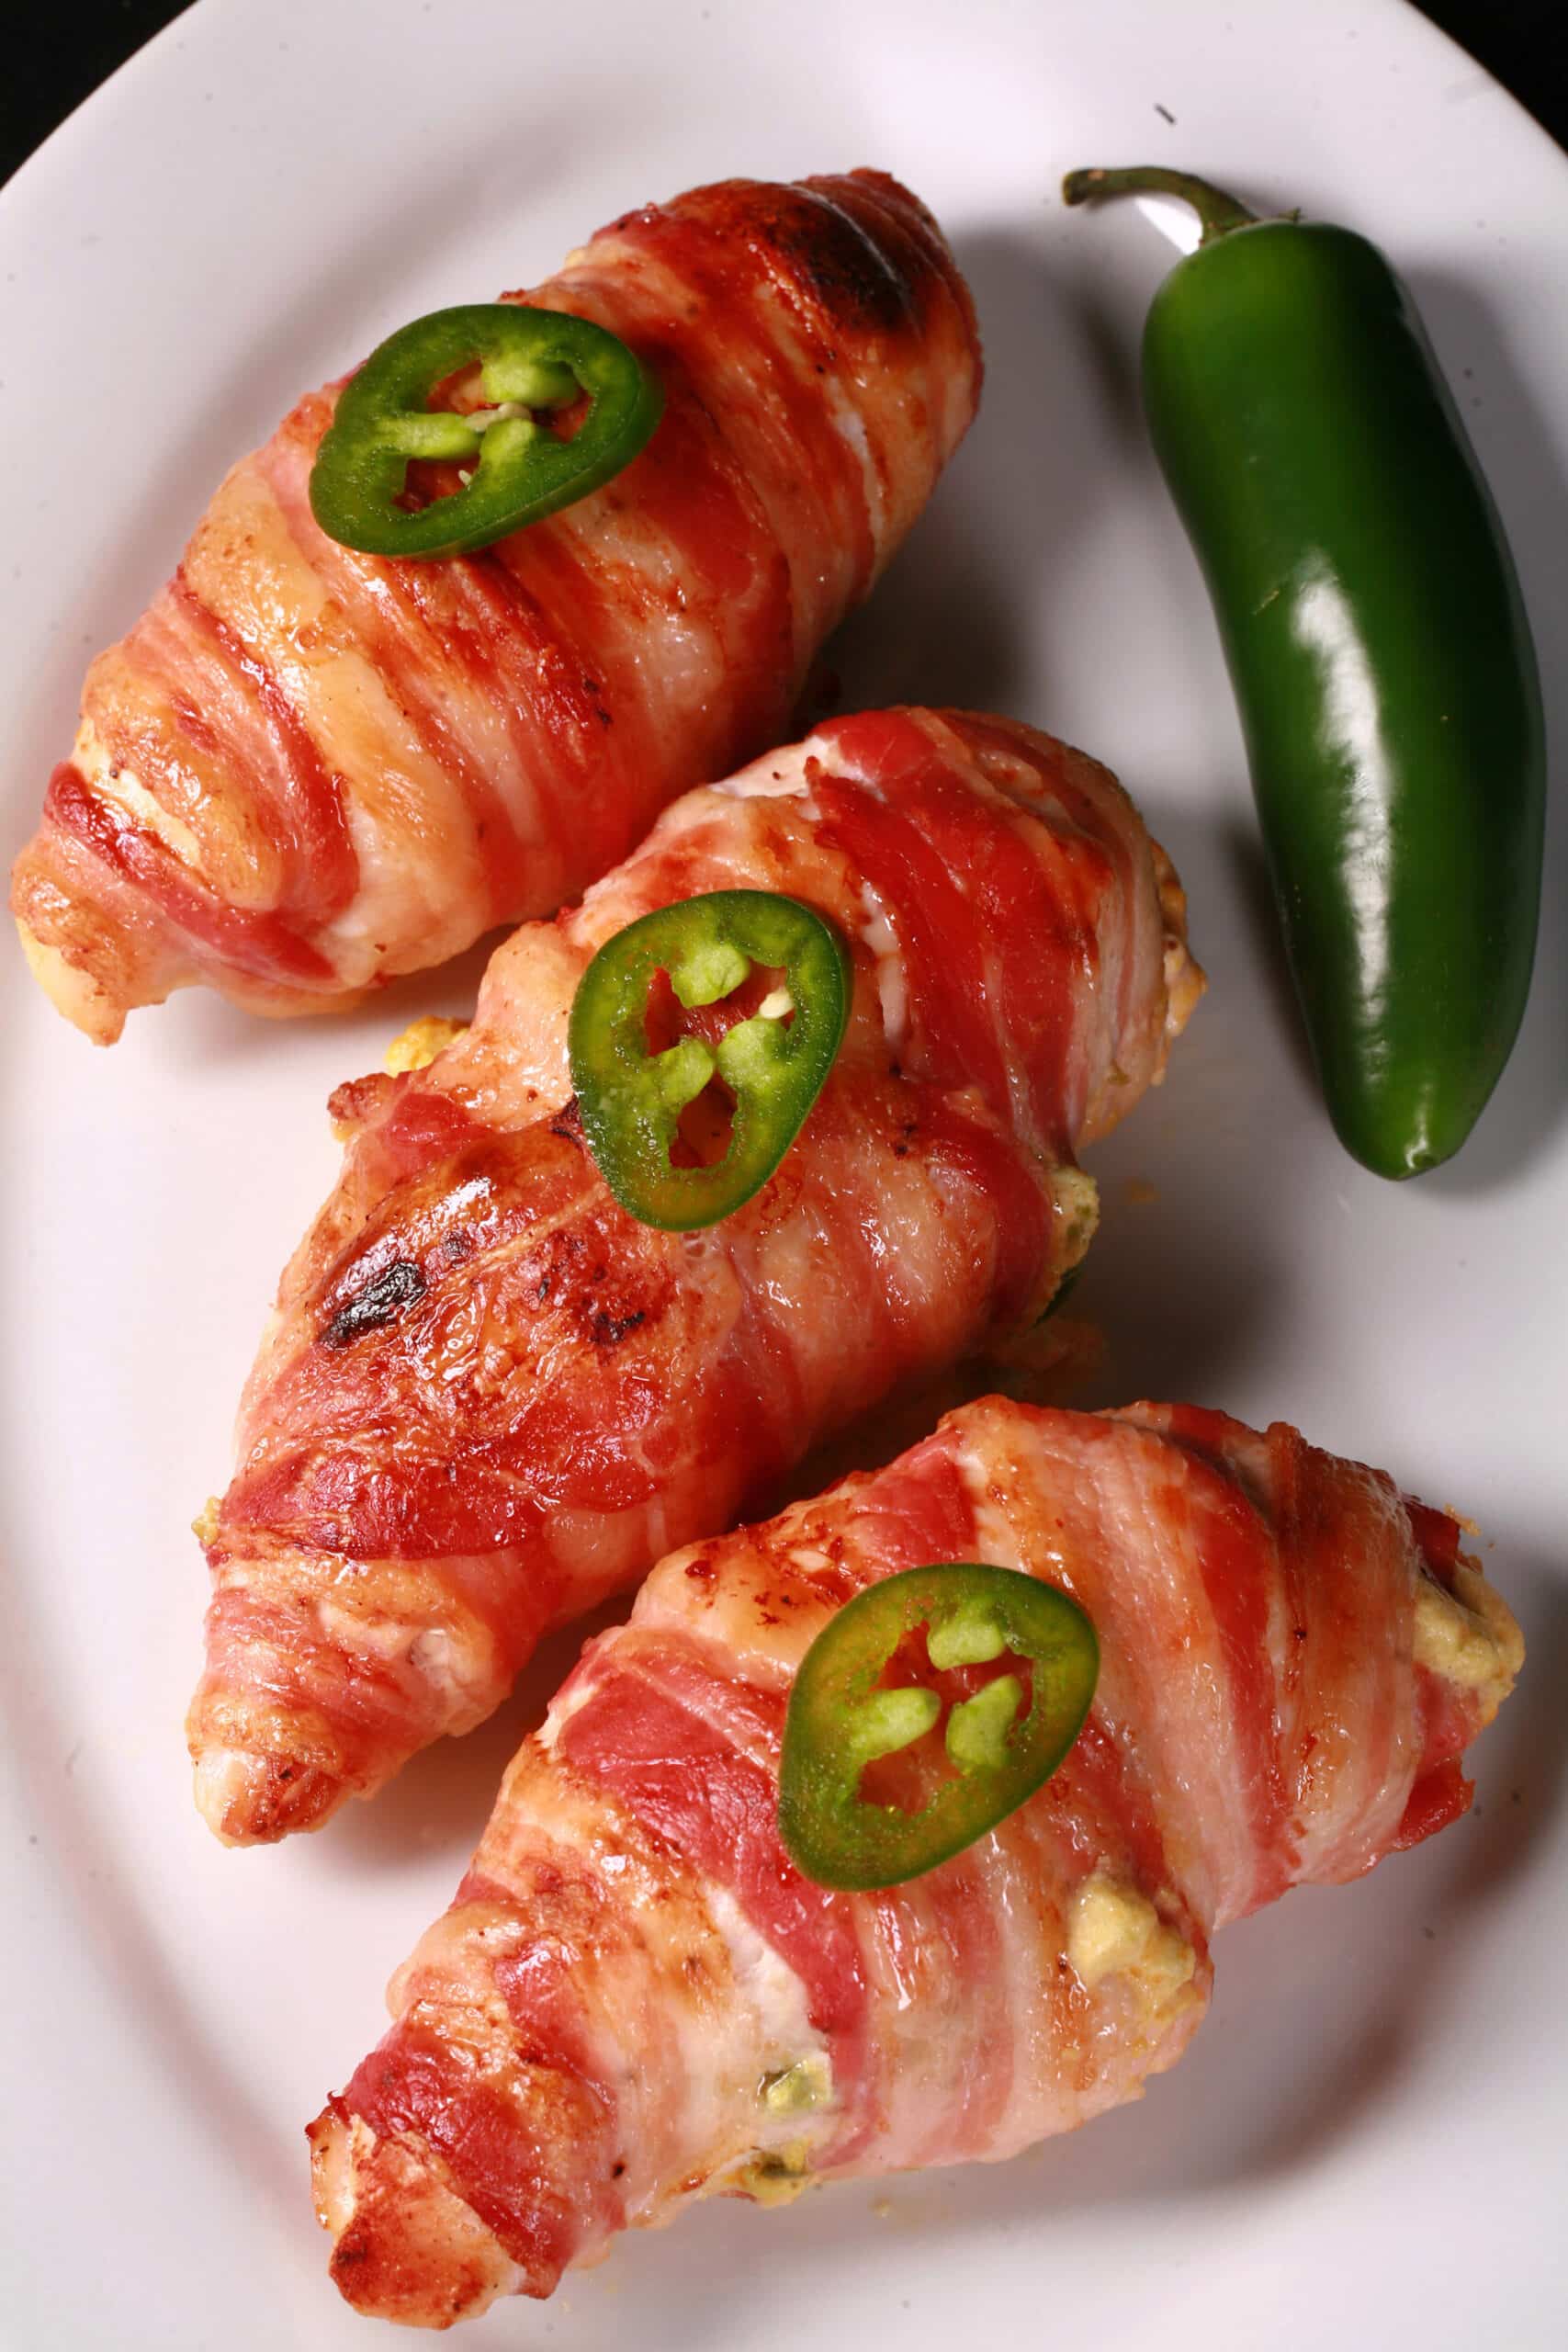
[1062,166,1258,246]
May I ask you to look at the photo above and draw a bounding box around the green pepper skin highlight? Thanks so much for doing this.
[1069,169,1545,1178]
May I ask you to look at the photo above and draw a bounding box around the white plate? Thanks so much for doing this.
[3,1,1566,2345]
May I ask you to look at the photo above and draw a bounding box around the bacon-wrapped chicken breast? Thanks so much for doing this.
[309,1395,1520,2327]
[12,172,979,1041]
[187,708,1200,1844]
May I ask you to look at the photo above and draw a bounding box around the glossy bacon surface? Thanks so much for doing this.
[186,708,1200,1844]
[11,172,979,1042]
[308,1396,1521,2326]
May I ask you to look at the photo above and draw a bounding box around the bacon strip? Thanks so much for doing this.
[186,708,1200,1845]
[308,1396,1521,2325]
[11,171,979,1042]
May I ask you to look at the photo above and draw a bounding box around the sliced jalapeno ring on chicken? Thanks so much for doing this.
[310,302,662,560]
[778,1561,1100,1891]
[567,888,852,1233]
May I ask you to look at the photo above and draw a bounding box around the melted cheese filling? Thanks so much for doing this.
[1068,1873,1197,2006]
[1415,1559,1524,1706]
[383,1014,468,1074]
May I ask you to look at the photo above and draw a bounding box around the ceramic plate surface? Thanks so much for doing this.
[3,2,1565,2346]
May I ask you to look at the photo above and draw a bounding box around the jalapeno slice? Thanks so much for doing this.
[778,1562,1099,1891]
[568,889,852,1232]
[309,303,663,560]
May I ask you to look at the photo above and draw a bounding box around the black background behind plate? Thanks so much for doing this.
[2,0,1566,185]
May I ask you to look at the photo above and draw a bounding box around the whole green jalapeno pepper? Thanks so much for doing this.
[568,888,852,1232]
[310,302,663,560]
[1065,165,1545,1180]
[778,1561,1099,1892]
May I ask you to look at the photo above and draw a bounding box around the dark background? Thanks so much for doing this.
[2,0,1566,184]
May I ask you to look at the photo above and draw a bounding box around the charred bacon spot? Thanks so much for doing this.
[521,1221,663,1351]
[590,1306,647,1349]
[761,189,915,333]
[321,1258,426,1349]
